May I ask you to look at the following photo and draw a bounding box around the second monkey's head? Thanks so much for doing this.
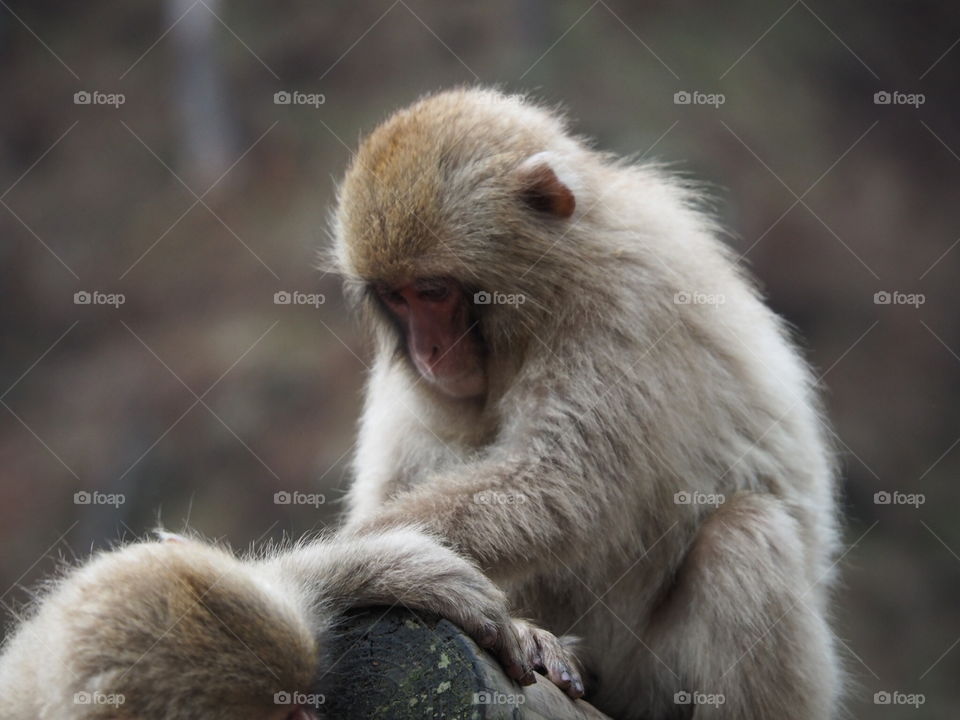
[332,87,591,401]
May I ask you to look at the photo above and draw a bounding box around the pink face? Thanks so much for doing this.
[377,278,487,399]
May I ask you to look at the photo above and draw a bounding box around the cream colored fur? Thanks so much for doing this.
[334,87,841,719]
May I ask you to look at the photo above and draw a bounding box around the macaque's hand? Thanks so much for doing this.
[514,619,585,699]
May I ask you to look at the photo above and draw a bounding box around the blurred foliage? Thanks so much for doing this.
[1,1,959,716]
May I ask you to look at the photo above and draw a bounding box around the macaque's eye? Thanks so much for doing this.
[377,288,406,309]
[417,285,450,302]
[376,288,407,312]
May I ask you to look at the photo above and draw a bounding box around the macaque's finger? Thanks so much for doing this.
[539,637,584,699]
[514,620,584,699]
[486,617,535,684]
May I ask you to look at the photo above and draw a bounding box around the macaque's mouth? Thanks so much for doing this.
[428,367,487,399]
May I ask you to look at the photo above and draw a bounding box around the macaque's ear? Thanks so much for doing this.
[156,530,188,544]
[516,152,576,219]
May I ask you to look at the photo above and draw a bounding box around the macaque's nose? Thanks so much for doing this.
[409,317,453,376]
[412,341,444,377]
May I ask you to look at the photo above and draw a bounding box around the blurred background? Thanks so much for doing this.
[0,1,957,716]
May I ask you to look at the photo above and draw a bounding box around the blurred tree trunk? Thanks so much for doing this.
[167,0,235,189]
[516,0,550,50]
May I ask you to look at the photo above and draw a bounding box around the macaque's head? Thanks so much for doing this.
[332,88,584,400]
[60,537,320,720]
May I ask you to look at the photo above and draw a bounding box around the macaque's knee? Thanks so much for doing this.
[657,494,838,719]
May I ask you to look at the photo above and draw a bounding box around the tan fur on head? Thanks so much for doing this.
[333,87,584,288]
[0,537,318,719]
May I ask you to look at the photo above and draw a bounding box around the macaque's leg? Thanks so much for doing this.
[653,493,839,719]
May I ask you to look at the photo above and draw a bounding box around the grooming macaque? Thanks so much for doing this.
[0,528,579,718]
[333,88,840,718]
